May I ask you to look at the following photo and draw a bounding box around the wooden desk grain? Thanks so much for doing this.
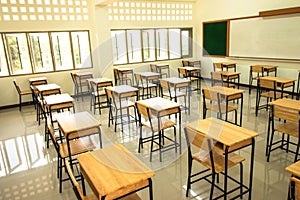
[77,144,155,199]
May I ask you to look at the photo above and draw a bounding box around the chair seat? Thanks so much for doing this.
[192,149,245,174]
[137,83,157,89]
[275,121,299,137]
[59,139,96,159]
[261,91,289,99]
[207,103,237,114]
[142,118,176,132]
[163,91,186,99]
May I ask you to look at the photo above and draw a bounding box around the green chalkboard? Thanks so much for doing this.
[203,21,228,56]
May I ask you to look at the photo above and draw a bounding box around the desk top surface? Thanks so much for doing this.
[136,97,180,110]
[219,71,241,76]
[115,67,133,72]
[178,66,200,71]
[106,85,138,94]
[286,160,300,177]
[216,62,236,66]
[77,144,155,198]
[185,118,258,147]
[28,77,47,82]
[251,65,277,69]
[56,111,100,134]
[44,93,73,105]
[269,98,300,111]
[259,76,296,83]
[161,77,190,84]
[88,78,113,84]
[35,83,60,92]
[205,86,245,96]
[135,72,160,77]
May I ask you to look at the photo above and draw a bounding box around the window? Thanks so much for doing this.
[0,35,9,76]
[51,32,73,71]
[181,28,192,58]
[0,30,92,77]
[111,30,128,65]
[142,29,155,62]
[5,33,32,75]
[126,30,142,63]
[28,32,53,73]
[71,31,92,69]
[111,27,192,65]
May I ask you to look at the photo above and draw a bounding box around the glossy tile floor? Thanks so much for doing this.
[0,80,296,200]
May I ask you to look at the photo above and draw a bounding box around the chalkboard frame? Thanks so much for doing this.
[202,20,228,57]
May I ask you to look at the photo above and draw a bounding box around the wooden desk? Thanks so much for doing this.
[185,117,258,199]
[155,64,170,78]
[44,93,74,124]
[215,62,237,72]
[160,77,191,114]
[136,97,182,154]
[56,111,102,166]
[106,85,139,132]
[205,86,245,126]
[219,71,240,89]
[286,160,300,199]
[77,144,155,199]
[178,66,201,92]
[74,72,93,99]
[134,72,160,98]
[29,77,47,86]
[35,83,61,98]
[259,76,295,97]
[114,68,134,85]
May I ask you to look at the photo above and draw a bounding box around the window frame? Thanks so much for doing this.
[111,27,193,66]
[0,30,93,78]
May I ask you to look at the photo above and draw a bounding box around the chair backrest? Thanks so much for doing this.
[178,68,187,78]
[159,79,169,90]
[150,64,157,72]
[258,78,276,90]
[273,104,299,123]
[213,63,222,71]
[13,80,21,94]
[211,72,224,86]
[70,73,77,84]
[251,65,264,73]
[202,88,220,102]
[65,161,85,200]
[134,73,142,86]
[290,177,300,200]
[182,60,189,67]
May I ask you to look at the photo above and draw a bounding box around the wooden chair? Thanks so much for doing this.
[255,78,289,116]
[184,126,245,199]
[89,80,112,114]
[13,80,33,111]
[160,79,190,114]
[136,101,179,162]
[182,60,189,67]
[213,63,223,71]
[178,67,201,93]
[290,177,300,200]
[202,88,238,125]
[134,73,158,99]
[47,120,96,193]
[266,104,300,162]
[249,65,264,94]
[106,88,138,132]
[113,68,133,86]
[211,72,235,88]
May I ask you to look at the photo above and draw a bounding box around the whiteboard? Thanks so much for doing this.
[229,14,300,60]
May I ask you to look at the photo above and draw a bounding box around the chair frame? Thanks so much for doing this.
[184,126,245,199]
[89,80,112,114]
[136,102,179,162]
[266,104,300,162]
[13,80,33,111]
[134,73,158,99]
[249,65,264,94]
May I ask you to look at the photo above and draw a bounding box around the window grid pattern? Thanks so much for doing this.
[0,0,88,21]
[108,1,193,21]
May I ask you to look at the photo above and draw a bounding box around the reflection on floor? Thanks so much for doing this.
[0,80,295,200]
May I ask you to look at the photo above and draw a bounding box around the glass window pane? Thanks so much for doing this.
[169,29,180,59]
[6,33,32,75]
[28,32,54,73]
[51,32,73,71]
[142,29,155,62]
[71,31,92,69]
[181,29,192,57]
[127,30,142,63]
[156,29,168,60]
[0,35,9,76]
[111,30,127,65]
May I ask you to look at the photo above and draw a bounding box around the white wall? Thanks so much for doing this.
[194,0,300,84]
